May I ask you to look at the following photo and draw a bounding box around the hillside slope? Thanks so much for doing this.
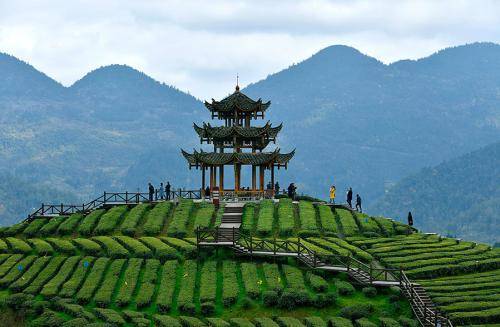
[370,141,500,244]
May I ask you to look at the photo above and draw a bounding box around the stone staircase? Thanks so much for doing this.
[217,203,244,242]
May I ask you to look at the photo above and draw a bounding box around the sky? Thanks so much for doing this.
[1,0,499,100]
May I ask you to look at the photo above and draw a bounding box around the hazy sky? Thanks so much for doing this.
[1,0,499,99]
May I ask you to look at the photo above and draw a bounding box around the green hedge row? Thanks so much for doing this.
[77,209,105,236]
[39,216,66,236]
[0,254,23,277]
[135,259,161,308]
[120,204,150,236]
[24,255,67,294]
[9,256,51,292]
[278,199,295,236]
[72,238,102,255]
[40,255,81,297]
[115,258,143,307]
[298,201,319,236]
[317,205,338,235]
[156,260,178,313]
[23,219,48,237]
[193,203,215,229]
[59,257,96,298]
[94,206,128,235]
[75,257,109,304]
[161,237,196,257]
[6,237,32,253]
[57,213,84,235]
[307,237,350,257]
[27,238,54,255]
[257,200,275,237]
[262,263,283,293]
[240,262,261,299]
[92,236,129,258]
[200,260,217,303]
[114,235,153,258]
[167,200,194,238]
[0,255,36,288]
[93,258,126,307]
[241,203,256,234]
[177,260,197,312]
[334,209,358,236]
[383,244,490,265]
[352,213,381,234]
[46,238,76,254]
[222,260,239,307]
[139,237,177,260]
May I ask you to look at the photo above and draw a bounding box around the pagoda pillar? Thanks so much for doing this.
[214,166,217,187]
[259,165,265,192]
[252,165,256,191]
[209,166,214,190]
[219,165,224,194]
[202,166,206,195]
[271,165,275,192]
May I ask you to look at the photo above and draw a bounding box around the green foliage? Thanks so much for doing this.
[30,309,66,327]
[40,256,81,297]
[206,317,230,327]
[362,287,377,298]
[278,199,295,236]
[179,316,206,327]
[378,318,400,327]
[139,237,177,260]
[57,213,84,235]
[201,301,216,316]
[94,308,126,325]
[262,263,283,293]
[275,316,305,327]
[229,318,254,327]
[336,280,354,296]
[135,259,160,308]
[0,254,23,277]
[9,256,51,292]
[75,257,109,304]
[318,205,338,234]
[298,201,319,236]
[120,204,149,236]
[143,202,172,236]
[168,200,194,238]
[153,314,182,327]
[354,318,377,327]
[256,200,275,236]
[114,236,152,258]
[24,256,66,294]
[38,216,66,236]
[0,255,36,288]
[325,237,373,262]
[27,239,54,255]
[115,258,143,307]
[240,262,261,299]
[6,237,32,253]
[304,316,327,327]
[328,317,354,327]
[72,238,102,255]
[177,260,197,312]
[306,272,328,293]
[307,238,350,256]
[94,258,126,307]
[46,238,76,254]
[193,203,215,229]
[448,306,500,324]
[241,203,256,234]
[59,257,96,297]
[94,205,128,235]
[340,304,374,320]
[156,260,178,313]
[77,209,105,236]
[23,219,48,237]
[161,237,196,257]
[222,260,239,307]
[263,290,279,307]
[254,317,279,327]
[92,236,129,258]
[334,209,359,236]
[200,260,217,303]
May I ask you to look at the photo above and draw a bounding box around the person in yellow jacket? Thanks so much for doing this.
[329,185,336,204]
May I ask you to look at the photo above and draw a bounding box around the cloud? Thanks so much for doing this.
[0,0,499,99]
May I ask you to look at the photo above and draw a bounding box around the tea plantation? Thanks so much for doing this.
[0,199,498,326]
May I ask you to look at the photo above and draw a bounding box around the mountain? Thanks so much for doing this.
[244,43,500,202]
[369,141,500,244]
[1,43,500,228]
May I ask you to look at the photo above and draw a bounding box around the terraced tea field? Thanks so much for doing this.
[0,199,497,326]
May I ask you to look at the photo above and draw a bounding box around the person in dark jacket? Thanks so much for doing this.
[205,186,210,198]
[148,183,155,202]
[165,182,171,200]
[347,187,353,208]
[274,182,280,195]
[407,211,413,226]
[287,183,297,200]
[355,194,362,212]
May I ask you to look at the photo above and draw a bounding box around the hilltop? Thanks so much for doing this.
[0,197,498,326]
[370,141,500,245]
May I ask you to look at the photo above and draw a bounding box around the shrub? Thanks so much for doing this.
[379,318,400,327]
[115,258,143,307]
[23,219,48,237]
[30,310,65,327]
[0,239,8,253]
[324,237,373,262]
[58,302,96,321]
[133,317,150,327]
[256,200,275,236]
[193,203,215,229]
[282,265,308,291]
[254,318,280,327]
[122,310,144,321]
[27,238,54,255]
[318,205,338,234]
[354,318,377,327]
[94,205,128,235]
[24,256,67,294]
[167,200,195,238]
[179,302,196,315]
[306,272,329,292]
[263,290,279,307]
[92,236,129,258]
[5,293,34,310]
[93,259,126,307]
[336,280,355,295]
[335,209,359,236]
[176,260,197,310]
[222,260,239,307]
[362,287,377,298]
[178,316,206,327]
[312,292,336,308]
[275,316,305,327]
[57,213,84,235]
[161,237,196,257]
[9,256,51,292]
[229,318,254,327]
[0,254,24,276]
[119,204,149,236]
[200,260,217,303]
[278,198,295,236]
[241,203,256,234]
[298,201,319,235]
[153,314,182,327]
[135,259,161,308]
[138,237,177,260]
[59,257,96,297]
[262,263,283,293]
[72,238,102,255]
[4,222,28,236]
[114,236,153,258]
[62,318,89,327]
[397,317,418,327]
[94,308,126,325]
[0,255,36,288]
[75,257,110,304]
[6,237,32,253]
[77,209,105,236]
[143,202,172,235]
[201,301,216,315]
[46,237,76,254]
[207,318,230,327]
[328,317,354,327]
[278,290,310,309]
[240,262,261,299]
[39,216,66,236]
[40,256,81,298]
[340,304,374,320]
[156,260,178,312]
[304,316,327,327]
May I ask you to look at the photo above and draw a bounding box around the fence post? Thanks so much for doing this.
[60,203,64,214]
[273,237,277,255]
[125,191,128,204]
[104,192,107,204]
[41,203,44,215]
[434,308,438,326]
[216,226,219,243]
[136,192,139,203]
[250,234,253,255]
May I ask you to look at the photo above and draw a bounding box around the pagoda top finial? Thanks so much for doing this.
[235,74,240,92]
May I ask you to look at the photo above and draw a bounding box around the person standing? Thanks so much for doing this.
[148,183,155,202]
[159,182,165,200]
[205,186,210,199]
[274,181,280,195]
[287,183,297,200]
[165,182,171,200]
[346,187,353,208]
[355,194,362,213]
[329,185,336,204]
[407,211,414,235]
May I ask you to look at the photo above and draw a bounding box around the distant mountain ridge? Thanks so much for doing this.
[0,43,499,236]
[370,141,500,245]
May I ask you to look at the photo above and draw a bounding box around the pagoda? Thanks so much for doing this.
[181,83,294,197]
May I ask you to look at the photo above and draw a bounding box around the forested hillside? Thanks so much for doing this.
[370,142,500,245]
